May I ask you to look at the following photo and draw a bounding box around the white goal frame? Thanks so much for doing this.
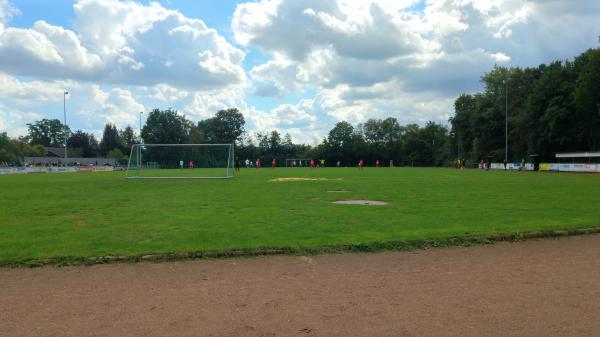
[126,143,234,179]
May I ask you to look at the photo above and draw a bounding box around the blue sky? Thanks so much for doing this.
[0,0,598,143]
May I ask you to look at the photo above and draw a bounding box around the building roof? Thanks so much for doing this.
[46,147,65,157]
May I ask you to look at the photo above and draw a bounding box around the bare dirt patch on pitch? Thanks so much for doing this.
[333,199,388,205]
[2,235,600,337]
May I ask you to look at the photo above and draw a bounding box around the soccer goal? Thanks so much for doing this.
[126,144,235,179]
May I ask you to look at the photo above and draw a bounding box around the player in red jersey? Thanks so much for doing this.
[188,160,194,169]
[376,159,380,167]
[256,159,261,169]
[310,159,315,168]
[358,159,364,169]
[271,158,276,169]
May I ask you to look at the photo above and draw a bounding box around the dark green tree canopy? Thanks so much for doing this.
[451,48,600,162]
[119,126,137,155]
[99,123,123,156]
[197,108,245,144]
[26,119,70,147]
[327,121,354,149]
[68,130,99,157]
[141,108,192,144]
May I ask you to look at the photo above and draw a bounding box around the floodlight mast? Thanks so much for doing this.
[504,78,509,163]
[138,112,143,172]
[64,90,68,163]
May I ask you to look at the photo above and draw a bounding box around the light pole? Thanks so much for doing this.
[64,90,69,164]
[503,78,508,164]
[139,111,143,138]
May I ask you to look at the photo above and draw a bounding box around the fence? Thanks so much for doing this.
[22,156,119,166]
[539,163,600,173]
[0,166,119,175]
[488,163,534,170]
[486,162,600,173]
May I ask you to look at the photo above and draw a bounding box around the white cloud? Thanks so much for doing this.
[233,0,424,61]
[0,73,145,137]
[89,86,145,127]
[232,0,599,137]
[243,99,324,144]
[182,87,248,121]
[318,80,453,125]
[271,99,318,126]
[0,73,72,103]
[491,52,511,63]
[250,57,302,96]
[152,84,189,103]
[2,0,599,144]
[0,0,18,23]
[0,21,103,77]
[0,0,247,90]
[0,73,69,136]
[0,110,42,138]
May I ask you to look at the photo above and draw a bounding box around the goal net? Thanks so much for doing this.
[126,144,234,179]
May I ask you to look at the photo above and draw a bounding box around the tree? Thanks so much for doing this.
[106,148,125,160]
[327,121,354,148]
[450,94,478,160]
[281,133,294,159]
[268,130,282,157]
[255,132,270,156]
[362,119,385,143]
[197,108,245,144]
[324,121,355,163]
[68,131,99,157]
[361,118,404,164]
[0,133,48,164]
[119,126,136,155]
[0,133,19,164]
[26,119,70,147]
[141,108,192,144]
[19,143,46,157]
[524,61,578,159]
[188,125,206,144]
[574,49,600,149]
[215,108,245,143]
[99,123,123,156]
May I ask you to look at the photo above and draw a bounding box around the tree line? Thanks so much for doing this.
[450,48,600,163]
[2,47,598,167]
[0,118,137,162]
[138,108,451,167]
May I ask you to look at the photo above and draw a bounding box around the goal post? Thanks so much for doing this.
[126,144,235,179]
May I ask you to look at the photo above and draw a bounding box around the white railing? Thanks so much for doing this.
[0,166,117,175]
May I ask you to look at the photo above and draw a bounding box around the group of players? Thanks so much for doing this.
[178,158,384,171]
[233,158,382,170]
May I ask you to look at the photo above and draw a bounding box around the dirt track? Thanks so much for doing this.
[2,235,600,337]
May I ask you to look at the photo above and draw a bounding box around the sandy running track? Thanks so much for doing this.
[2,235,600,337]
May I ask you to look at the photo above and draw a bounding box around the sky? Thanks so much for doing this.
[0,0,598,144]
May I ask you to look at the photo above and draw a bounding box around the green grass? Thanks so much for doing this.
[128,168,234,178]
[1,167,599,265]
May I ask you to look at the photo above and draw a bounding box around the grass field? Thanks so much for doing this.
[1,167,599,266]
